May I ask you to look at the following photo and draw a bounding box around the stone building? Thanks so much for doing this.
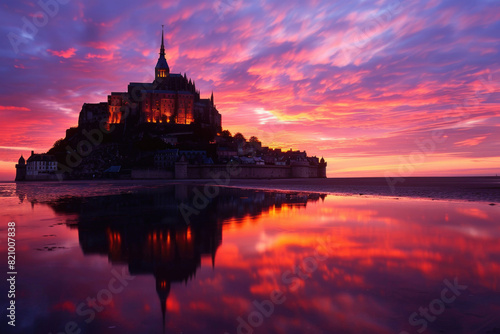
[77,27,221,134]
[15,155,26,181]
[15,151,58,181]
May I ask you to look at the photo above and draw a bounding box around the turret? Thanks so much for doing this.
[15,155,26,181]
[318,157,327,178]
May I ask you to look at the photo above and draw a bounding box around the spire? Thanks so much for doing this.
[160,24,165,57]
[155,25,170,81]
[211,91,214,106]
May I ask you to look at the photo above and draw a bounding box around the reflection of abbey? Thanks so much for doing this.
[78,27,221,133]
[15,27,326,181]
[15,184,325,331]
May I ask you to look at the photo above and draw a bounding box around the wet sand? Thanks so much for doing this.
[4,176,500,204]
[222,177,500,203]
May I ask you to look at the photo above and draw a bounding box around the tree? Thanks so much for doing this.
[233,133,246,142]
[48,138,66,154]
[221,130,232,139]
[249,136,260,143]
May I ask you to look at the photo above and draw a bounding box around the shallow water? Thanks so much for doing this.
[1,182,499,334]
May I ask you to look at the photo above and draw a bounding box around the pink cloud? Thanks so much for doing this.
[85,53,115,61]
[47,48,77,58]
[0,106,30,111]
[455,135,488,147]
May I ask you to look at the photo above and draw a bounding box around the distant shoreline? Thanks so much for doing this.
[3,176,500,204]
[219,177,500,204]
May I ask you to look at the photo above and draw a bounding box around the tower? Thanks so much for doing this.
[319,157,327,178]
[15,155,26,181]
[155,25,170,84]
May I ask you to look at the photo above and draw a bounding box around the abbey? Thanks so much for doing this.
[78,27,221,133]
[15,27,327,180]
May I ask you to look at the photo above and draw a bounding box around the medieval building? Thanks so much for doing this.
[16,151,58,181]
[78,27,222,133]
[15,27,327,180]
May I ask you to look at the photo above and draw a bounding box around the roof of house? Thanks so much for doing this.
[104,166,121,173]
[27,154,56,163]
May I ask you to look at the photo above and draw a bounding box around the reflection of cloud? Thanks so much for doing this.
[6,183,500,333]
[456,207,490,220]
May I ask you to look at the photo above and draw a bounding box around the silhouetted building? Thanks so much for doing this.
[78,27,221,133]
[15,155,26,181]
[14,27,327,181]
[16,151,58,181]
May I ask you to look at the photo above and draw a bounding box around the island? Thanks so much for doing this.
[15,27,327,181]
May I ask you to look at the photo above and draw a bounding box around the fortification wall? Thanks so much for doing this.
[186,164,292,179]
[291,161,310,178]
[318,164,327,178]
[181,164,326,179]
[308,166,319,178]
[131,169,174,179]
[174,162,188,179]
[129,164,326,180]
[25,174,60,181]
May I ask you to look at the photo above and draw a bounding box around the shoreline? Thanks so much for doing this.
[219,177,500,204]
[3,176,500,204]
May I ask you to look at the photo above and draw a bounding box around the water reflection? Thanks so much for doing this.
[3,182,500,334]
[13,183,325,332]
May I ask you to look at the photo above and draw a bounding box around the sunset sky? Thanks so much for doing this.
[1,0,499,180]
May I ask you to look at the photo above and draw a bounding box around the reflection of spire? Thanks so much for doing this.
[211,236,218,269]
[162,297,167,334]
[43,185,324,332]
[156,277,170,334]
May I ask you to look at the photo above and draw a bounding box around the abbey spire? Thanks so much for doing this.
[155,25,170,82]
[160,24,165,57]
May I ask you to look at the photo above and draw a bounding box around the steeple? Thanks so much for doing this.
[155,25,170,82]
[160,25,165,57]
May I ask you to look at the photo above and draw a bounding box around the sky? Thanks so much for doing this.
[0,0,499,180]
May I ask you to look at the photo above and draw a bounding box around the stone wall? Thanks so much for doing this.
[131,169,174,179]
[186,165,291,179]
[175,164,327,179]
[25,174,60,181]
